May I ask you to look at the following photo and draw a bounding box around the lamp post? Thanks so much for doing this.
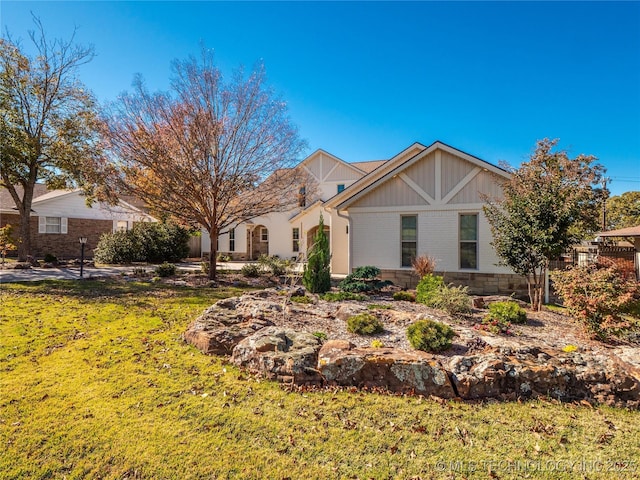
[79,237,88,277]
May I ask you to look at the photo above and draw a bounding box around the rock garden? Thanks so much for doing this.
[185,265,640,409]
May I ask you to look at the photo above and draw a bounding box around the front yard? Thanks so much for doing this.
[1,279,639,479]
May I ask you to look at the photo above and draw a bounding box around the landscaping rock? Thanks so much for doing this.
[188,290,640,408]
[318,340,456,398]
[184,304,273,355]
[446,347,640,408]
[231,327,322,384]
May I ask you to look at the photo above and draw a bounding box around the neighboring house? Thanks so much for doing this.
[213,140,529,296]
[596,226,640,280]
[0,185,155,259]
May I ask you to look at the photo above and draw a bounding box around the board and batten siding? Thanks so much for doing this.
[304,151,364,201]
[349,209,510,274]
[345,146,511,275]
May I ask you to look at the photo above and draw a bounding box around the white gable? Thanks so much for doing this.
[31,190,152,222]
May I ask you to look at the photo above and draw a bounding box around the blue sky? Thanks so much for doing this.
[2,1,639,195]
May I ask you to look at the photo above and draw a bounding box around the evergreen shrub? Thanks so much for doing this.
[407,319,455,353]
[346,313,384,335]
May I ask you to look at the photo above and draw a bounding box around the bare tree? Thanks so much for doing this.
[0,17,103,260]
[101,50,308,279]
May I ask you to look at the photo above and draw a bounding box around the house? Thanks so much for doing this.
[0,185,155,259]
[207,149,384,267]
[596,225,640,279]
[214,140,529,296]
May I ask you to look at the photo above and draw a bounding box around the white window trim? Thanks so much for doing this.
[229,228,235,252]
[292,227,300,252]
[39,216,67,234]
[114,220,130,232]
[400,214,417,268]
[260,227,268,242]
[459,213,479,270]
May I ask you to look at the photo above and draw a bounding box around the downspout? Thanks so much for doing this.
[333,207,352,275]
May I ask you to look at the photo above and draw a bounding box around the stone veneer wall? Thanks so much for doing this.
[377,268,530,299]
[0,214,113,260]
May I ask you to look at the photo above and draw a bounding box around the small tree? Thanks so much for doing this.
[302,213,331,293]
[0,224,17,265]
[484,139,604,311]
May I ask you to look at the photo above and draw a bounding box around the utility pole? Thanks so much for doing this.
[601,177,609,231]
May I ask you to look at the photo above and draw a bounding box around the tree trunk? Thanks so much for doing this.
[17,197,33,262]
[208,228,217,281]
[528,265,546,312]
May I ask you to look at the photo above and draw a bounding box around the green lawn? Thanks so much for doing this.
[1,280,639,480]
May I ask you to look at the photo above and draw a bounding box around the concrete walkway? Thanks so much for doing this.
[0,261,247,284]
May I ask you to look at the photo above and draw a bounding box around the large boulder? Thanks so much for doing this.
[446,347,640,408]
[318,340,456,398]
[231,327,323,384]
[184,304,273,355]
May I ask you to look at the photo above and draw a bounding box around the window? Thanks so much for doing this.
[229,228,235,252]
[460,214,478,269]
[115,220,129,232]
[401,215,417,267]
[38,216,67,234]
[292,228,300,252]
[337,184,345,193]
[260,227,268,242]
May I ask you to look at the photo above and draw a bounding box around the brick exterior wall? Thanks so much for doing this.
[377,268,530,299]
[0,214,113,260]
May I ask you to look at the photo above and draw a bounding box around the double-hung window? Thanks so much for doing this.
[292,228,300,252]
[260,227,268,242]
[38,216,67,234]
[459,214,478,269]
[401,215,417,267]
[229,228,235,252]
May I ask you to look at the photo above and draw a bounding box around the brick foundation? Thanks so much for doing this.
[377,269,530,299]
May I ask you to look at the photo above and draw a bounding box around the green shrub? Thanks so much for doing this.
[241,263,261,278]
[302,214,331,293]
[339,265,390,293]
[217,253,231,262]
[393,291,416,302]
[415,274,445,305]
[94,221,190,264]
[200,261,210,274]
[321,291,367,302]
[132,267,148,277]
[367,304,392,310]
[485,301,527,325]
[43,253,58,263]
[430,285,472,315]
[313,332,328,341]
[478,316,512,335]
[370,339,385,348]
[346,313,384,335]
[155,262,176,277]
[407,319,455,353]
[259,254,289,276]
[290,295,314,304]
